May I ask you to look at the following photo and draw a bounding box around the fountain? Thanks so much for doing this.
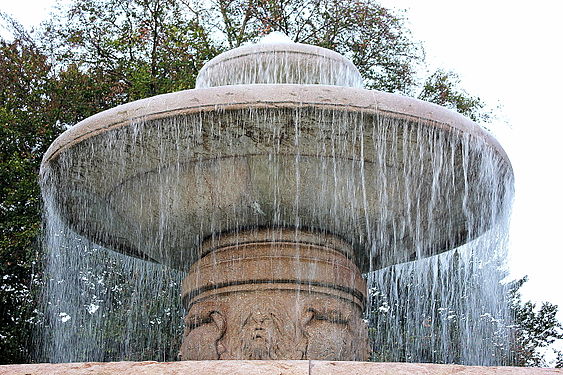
[39,36,513,362]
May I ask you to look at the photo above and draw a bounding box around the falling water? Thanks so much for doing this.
[38,38,514,364]
[38,205,184,362]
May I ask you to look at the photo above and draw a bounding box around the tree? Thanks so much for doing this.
[509,277,563,367]
[183,0,423,93]
[40,0,492,118]
[418,69,488,122]
[0,16,61,364]
[41,0,425,95]
[42,0,219,102]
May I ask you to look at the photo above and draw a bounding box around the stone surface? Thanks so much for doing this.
[0,361,308,375]
[2,361,562,375]
[311,361,563,374]
[42,84,508,165]
[180,229,369,361]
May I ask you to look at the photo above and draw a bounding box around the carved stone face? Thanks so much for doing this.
[179,290,368,361]
[238,307,290,359]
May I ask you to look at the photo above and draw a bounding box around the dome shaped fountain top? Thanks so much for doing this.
[195,36,363,88]
[41,36,512,273]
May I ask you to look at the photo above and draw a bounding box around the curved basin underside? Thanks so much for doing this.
[41,84,513,272]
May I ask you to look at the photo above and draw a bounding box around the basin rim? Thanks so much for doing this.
[41,84,511,172]
[199,42,358,70]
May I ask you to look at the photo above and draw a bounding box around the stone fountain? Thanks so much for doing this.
[40,36,513,361]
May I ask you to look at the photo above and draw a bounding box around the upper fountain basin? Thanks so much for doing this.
[196,42,363,89]
[40,84,513,272]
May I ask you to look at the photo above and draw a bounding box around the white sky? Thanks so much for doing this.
[375,0,563,314]
[3,0,563,345]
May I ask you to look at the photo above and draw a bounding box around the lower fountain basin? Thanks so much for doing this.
[40,84,513,271]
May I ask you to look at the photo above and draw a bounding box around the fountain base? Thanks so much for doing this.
[180,229,369,360]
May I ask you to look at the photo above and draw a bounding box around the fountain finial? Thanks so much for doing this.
[257,31,294,44]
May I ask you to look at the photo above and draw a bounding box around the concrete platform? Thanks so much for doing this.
[1,361,562,375]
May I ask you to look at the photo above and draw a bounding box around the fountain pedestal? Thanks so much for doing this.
[180,229,369,360]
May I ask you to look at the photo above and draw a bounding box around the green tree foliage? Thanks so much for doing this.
[186,0,423,92]
[43,0,219,101]
[0,18,60,364]
[418,69,488,122]
[509,277,563,367]
[41,0,490,116]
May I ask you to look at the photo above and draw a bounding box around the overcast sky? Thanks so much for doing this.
[3,0,563,340]
[375,0,563,313]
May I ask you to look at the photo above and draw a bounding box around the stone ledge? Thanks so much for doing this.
[311,361,563,374]
[1,361,562,375]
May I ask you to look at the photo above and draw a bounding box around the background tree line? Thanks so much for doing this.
[1,0,561,365]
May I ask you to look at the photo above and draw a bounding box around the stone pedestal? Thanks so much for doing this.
[179,229,369,360]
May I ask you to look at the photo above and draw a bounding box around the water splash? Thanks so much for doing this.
[37,209,184,362]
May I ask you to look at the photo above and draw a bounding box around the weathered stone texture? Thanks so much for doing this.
[2,361,563,375]
[311,361,563,374]
[0,361,307,375]
[180,230,369,361]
